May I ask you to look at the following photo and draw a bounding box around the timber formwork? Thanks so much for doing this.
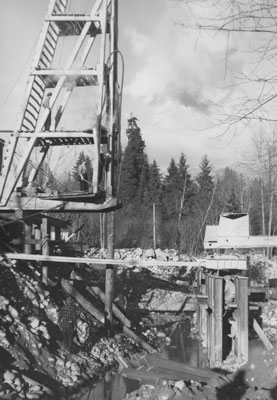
[0,0,121,213]
[197,267,248,368]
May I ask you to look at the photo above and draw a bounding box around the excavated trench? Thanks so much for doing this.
[81,317,202,399]
[80,305,275,400]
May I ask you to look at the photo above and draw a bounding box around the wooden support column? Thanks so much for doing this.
[213,277,223,365]
[35,227,41,252]
[24,219,32,254]
[105,211,115,335]
[55,226,61,242]
[198,302,208,348]
[207,274,215,366]
[235,276,249,363]
[41,217,49,285]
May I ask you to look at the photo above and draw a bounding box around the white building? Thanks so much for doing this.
[204,213,277,250]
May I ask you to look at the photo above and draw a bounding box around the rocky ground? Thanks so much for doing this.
[0,249,277,399]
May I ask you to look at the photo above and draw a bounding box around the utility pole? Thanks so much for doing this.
[153,202,156,250]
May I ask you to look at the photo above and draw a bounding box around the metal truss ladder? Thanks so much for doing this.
[0,0,120,209]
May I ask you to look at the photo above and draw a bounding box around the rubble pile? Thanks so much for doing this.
[86,247,197,290]
[261,301,277,340]
[248,254,277,280]
[1,250,277,399]
[0,257,144,399]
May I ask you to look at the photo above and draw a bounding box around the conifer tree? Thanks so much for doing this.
[162,158,180,219]
[72,151,93,187]
[118,117,146,210]
[196,155,214,216]
[177,153,195,220]
[194,155,215,252]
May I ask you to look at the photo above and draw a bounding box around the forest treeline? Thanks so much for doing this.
[60,120,277,255]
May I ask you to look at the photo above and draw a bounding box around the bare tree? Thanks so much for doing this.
[243,129,277,254]
[176,0,277,130]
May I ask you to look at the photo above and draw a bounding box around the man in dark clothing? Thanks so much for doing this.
[58,297,76,352]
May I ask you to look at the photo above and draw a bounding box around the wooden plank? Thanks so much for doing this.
[87,286,131,328]
[105,211,115,332]
[253,318,273,351]
[213,277,223,365]
[61,279,105,323]
[208,275,215,366]
[145,354,220,382]
[236,277,249,361]
[24,218,32,254]
[47,15,101,22]
[41,217,49,284]
[17,131,95,139]
[0,193,120,212]
[5,253,202,268]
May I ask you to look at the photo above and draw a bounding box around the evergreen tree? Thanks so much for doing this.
[196,156,214,216]
[197,155,214,194]
[115,117,148,247]
[148,160,162,205]
[215,167,242,214]
[140,160,163,248]
[177,153,195,220]
[226,187,241,212]
[162,158,180,219]
[118,117,146,209]
[193,156,215,252]
[72,151,93,188]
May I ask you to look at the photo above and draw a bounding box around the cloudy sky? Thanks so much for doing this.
[0,0,268,174]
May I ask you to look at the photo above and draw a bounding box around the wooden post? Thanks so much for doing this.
[35,226,41,252]
[24,219,32,254]
[235,276,249,363]
[207,274,215,366]
[198,302,208,348]
[213,276,223,365]
[55,226,61,242]
[41,217,49,284]
[105,211,115,335]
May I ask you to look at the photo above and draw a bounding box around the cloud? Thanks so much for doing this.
[123,26,152,55]
[167,81,210,114]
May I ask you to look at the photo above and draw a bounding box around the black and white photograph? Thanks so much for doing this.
[0,1,277,399]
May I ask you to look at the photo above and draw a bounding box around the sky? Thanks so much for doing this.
[0,0,269,175]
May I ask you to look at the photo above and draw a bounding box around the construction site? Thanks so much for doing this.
[0,1,277,399]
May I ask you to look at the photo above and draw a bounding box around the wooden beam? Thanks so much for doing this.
[253,318,273,351]
[62,279,105,323]
[46,15,101,22]
[23,214,32,254]
[213,277,223,364]
[5,253,202,268]
[105,211,115,334]
[41,217,49,284]
[0,193,120,212]
[88,286,131,328]
[31,69,98,76]
[15,131,96,139]
[206,275,215,366]
[235,276,249,362]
